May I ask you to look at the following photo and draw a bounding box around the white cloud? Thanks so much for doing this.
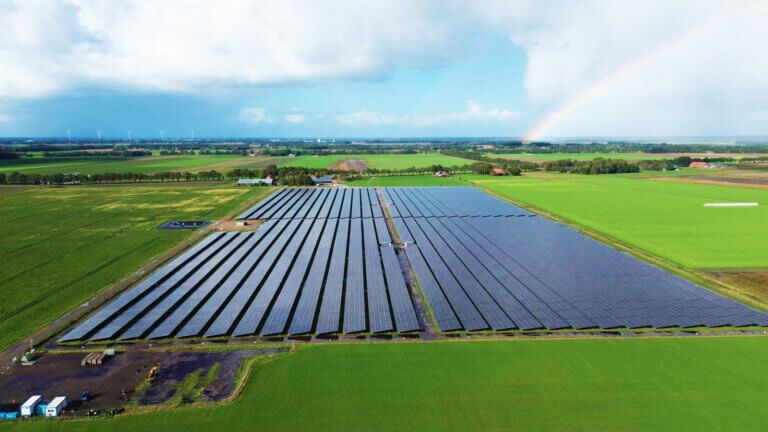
[238,107,269,123]
[336,110,396,126]
[1,1,768,135]
[285,114,305,124]
[337,101,520,127]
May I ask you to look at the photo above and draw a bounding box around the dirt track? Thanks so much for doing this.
[328,158,368,171]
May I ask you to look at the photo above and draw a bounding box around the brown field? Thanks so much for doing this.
[328,158,369,171]
[709,270,768,303]
[647,169,768,189]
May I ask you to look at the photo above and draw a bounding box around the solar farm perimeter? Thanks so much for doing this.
[61,186,768,342]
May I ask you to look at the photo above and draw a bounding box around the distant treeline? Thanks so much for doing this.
[484,142,768,154]
[39,150,152,158]
[5,140,768,156]
[543,158,640,174]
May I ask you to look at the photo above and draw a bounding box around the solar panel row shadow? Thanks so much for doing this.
[63,187,419,341]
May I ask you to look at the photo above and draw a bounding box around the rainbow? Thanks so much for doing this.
[523,1,767,142]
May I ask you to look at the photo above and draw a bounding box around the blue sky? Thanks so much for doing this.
[2,36,528,139]
[1,1,767,139]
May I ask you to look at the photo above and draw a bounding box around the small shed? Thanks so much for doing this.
[21,395,42,417]
[491,168,507,176]
[237,178,273,186]
[45,396,67,417]
[311,175,333,185]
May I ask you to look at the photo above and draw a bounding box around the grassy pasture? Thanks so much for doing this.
[487,152,668,161]
[0,155,286,175]
[280,153,473,170]
[10,337,768,431]
[344,175,469,187]
[469,172,768,268]
[486,152,767,162]
[0,184,261,350]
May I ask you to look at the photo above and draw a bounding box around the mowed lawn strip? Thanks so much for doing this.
[10,338,768,431]
[470,173,768,268]
[0,184,261,350]
[280,153,473,170]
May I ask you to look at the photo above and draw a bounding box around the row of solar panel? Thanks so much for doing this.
[394,214,768,331]
[238,187,384,220]
[380,186,532,218]
[60,214,420,342]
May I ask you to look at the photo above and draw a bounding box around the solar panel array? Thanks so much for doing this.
[237,188,385,221]
[384,186,768,331]
[60,188,420,342]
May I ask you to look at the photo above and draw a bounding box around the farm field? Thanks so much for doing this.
[486,152,768,162]
[279,153,473,170]
[0,184,262,351]
[0,155,287,175]
[469,173,768,269]
[344,175,469,186]
[10,337,768,431]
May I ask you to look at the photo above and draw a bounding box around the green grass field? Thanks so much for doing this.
[280,153,473,170]
[0,184,262,350]
[0,156,287,175]
[469,173,768,268]
[486,152,668,161]
[10,337,768,431]
[344,175,470,187]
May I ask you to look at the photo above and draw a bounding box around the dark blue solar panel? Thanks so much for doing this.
[363,218,392,333]
[109,232,250,340]
[203,219,296,336]
[343,218,366,333]
[233,218,315,336]
[238,188,286,219]
[288,218,338,335]
[316,218,349,334]
[381,245,420,332]
[261,218,328,335]
[154,231,263,339]
[391,217,461,331]
[58,232,226,342]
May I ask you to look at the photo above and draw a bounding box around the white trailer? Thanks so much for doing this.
[45,396,67,417]
[20,395,41,417]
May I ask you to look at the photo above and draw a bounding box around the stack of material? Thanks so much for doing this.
[80,352,106,366]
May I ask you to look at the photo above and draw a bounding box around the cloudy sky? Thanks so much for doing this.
[1,0,767,139]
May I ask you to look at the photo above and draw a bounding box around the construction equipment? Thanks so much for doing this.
[147,366,159,383]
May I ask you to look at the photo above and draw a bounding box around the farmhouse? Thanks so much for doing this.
[689,161,709,168]
[491,168,507,176]
[434,170,451,177]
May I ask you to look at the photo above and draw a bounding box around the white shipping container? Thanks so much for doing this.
[20,395,42,417]
[45,396,67,417]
